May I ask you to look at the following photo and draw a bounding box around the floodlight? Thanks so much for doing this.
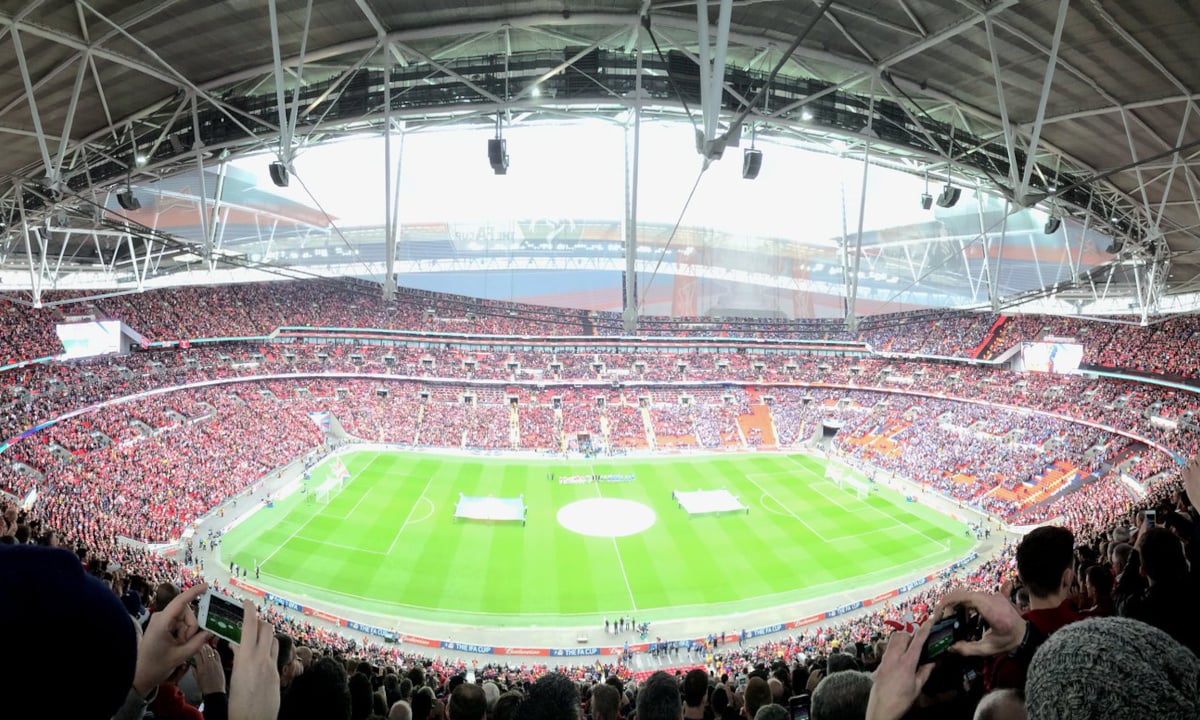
[936,185,961,208]
[742,148,763,180]
[116,189,141,211]
[1044,216,1062,234]
[268,161,289,187]
[488,138,509,175]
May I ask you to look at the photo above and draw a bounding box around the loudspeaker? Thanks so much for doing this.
[268,161,289,187]
[920,193,933,210]
[936,185,961,208]
[116,190,141,211]
[1044,217,1062,234]
[488,138,508,175]
[742,148,763,179]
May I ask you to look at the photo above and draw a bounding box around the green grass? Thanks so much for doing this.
[221,450,973,626]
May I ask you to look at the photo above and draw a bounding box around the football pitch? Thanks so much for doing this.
[221,450,974,626]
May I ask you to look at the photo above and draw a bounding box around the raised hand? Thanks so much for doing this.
[228,600,280,720]
[932,589,1025,657]
[1182,454,1200,510]
[133,583,213,697]
[865,617,936,720]
[194,642,226,696]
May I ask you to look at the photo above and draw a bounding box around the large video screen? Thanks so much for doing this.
[56,321,123,360]
[1021,342,1083,374]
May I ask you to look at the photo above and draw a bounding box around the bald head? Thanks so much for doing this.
[448,683,488,720]
[973,689,1026,720]
[391,701,414,720]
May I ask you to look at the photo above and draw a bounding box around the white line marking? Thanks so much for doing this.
[592,468,639,612]
[291,535,388,556]
[405,497,436,526]
[758,493,792,518]
[785,456,952,550]
[323,485,376,521]
[259,452,382,568]
[254,544,955,620]
[385,474,438,555]
[741,473,829,542]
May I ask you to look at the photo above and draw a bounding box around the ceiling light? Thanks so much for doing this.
[801,110,814,121]
[134,155,148,167]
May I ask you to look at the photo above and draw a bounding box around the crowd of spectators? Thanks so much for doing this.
[10,455,1200,720]
[8,279,1200,382]
[2,342,1200,717]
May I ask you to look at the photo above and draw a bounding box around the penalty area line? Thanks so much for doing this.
[259,452,383,570]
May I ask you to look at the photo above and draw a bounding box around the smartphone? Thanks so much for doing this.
[919,608,967,664]
[197,590,244,644]
[1145,509,1157,525]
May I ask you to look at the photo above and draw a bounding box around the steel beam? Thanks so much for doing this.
[982,17,1020,194]
[1017,0,1070,202]
[9,27,56,188]
[268,0,292,162]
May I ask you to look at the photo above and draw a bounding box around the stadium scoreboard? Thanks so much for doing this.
[1020,340,1083,374]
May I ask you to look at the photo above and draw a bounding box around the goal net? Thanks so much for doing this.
[313,457,351,504]
[827,463,870,500]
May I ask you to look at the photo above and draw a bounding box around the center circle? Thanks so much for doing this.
[556,498,656,537]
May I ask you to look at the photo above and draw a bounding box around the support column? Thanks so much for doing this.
[622,29,643,334]
[845,79,876,333]
[383,45,397,301]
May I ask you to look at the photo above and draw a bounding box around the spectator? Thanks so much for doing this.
[279,656,352,720]
[277,633,301,691]
[391,701,414,720]
[810,671,873,720]
[753,706,788,720]
[349,671,376,720]
[1119,527,1200,654]
[1026,617,1200,719]
[515,674,579,720]
[1080,564,1114,617]
[449,683,489,720]
[591,683,621,720]
[492,692,524,720]
[988,526,1083,690]
[683,668,710,720]
[638,671,683,720]
[742,677,771,720]
[972,689,1025,720]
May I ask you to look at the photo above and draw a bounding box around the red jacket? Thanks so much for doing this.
[986,599,1083,690]
[149,683,203,720]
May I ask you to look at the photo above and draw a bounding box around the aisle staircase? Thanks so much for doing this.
[973,315,1010,359]
[738,388,777,447]
[509,405,520,450]
[555,408,567,453]
[641,407,656,448]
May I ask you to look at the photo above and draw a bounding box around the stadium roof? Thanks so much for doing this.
[0,0,1199,319]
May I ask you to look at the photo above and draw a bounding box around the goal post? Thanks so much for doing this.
[827,462,870,500]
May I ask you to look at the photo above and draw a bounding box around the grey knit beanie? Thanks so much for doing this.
[1026,617,1200,720]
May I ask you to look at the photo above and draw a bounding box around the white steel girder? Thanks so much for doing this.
[0,3,1186,314]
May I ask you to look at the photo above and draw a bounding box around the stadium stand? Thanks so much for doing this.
[5,285,1200,720]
